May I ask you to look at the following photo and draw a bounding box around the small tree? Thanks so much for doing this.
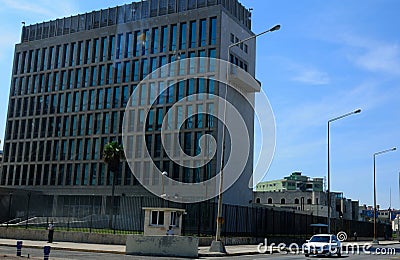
[103,141,125,230]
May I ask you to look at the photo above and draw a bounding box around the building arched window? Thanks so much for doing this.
[255,197,261,204]
[307,198,312,205]
[267,198,273,204]
[294,198,299,204]
[281,198,285,204]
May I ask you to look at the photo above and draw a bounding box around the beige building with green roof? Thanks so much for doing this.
[255,172,324,192]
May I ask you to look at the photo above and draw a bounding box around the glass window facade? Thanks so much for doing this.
[2,1,255,194]
[189,21,197,48]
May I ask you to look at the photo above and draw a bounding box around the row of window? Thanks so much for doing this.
[16,17,217,75]
[3,112,218,180]
[5,137,110,163]
[230,33,248,53]
[11,48,217,97]
[4,102,216,160]
[10,86,128,118]
[137,129,216,160]
[0,157,216,187]
[263,198,317,205]
[7,110,123,141]
[6,97,216,143]
[0,162,134,187]
[230,54,248,72]
[131,160,215,184]
[9,78,217,123]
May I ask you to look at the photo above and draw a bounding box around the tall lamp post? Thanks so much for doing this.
[397,172,400,242]
[210,24,281,253]
[372,147,396,244]
[327,109,361,234]
[161,171,168,197]
[161,171,168,207]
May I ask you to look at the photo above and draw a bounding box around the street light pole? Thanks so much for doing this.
[396,172,400,241]
[372,147,396,244]
[7,192,12,228]
[161,171,168,196]
[210,24,280,253]
[161,171,168,207]
[327,109,361,234]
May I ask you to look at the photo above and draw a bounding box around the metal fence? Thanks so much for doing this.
[0,191,391,239]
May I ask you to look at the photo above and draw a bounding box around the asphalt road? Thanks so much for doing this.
[0,246,180,260]
[209,245,400,260]
[0,245,399,259]
[217,253,400,260]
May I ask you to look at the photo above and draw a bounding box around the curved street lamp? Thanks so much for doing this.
[372,147,396,244]
[327,109,361,234]
[210,24,281,253]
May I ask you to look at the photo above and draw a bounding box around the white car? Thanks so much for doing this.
[303,234,342,257]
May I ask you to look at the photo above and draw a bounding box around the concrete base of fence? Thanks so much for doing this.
[126,235,198,258]
[0,227,126,245]
[199,237,263,246]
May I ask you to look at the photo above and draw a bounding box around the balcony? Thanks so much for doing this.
[228,65,261,93]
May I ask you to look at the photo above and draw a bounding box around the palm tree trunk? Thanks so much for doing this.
[109,164,118,231]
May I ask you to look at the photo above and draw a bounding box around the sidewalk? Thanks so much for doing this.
[0,238,399,258]
[0,238,125,254]
[198,244,260,257]
[0,239,261,257]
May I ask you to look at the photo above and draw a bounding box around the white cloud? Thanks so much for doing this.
[339,34,400,76]
[0,0,77,19]
[291,67,331,85]
[0,32,19,61]
[353,44,400,75]
[276,79,393,141]
[274,58,331,85]
[0,0,78,59]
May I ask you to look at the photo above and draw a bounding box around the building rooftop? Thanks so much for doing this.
[258,172,324,184]
[21,0,252,43]
[256,172,324,192]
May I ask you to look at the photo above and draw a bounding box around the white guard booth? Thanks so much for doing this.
[126,207,199,258]
[142,207,185,236]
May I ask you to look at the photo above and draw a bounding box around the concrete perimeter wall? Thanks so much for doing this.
[0,227,126,245]
[126,235,198,258]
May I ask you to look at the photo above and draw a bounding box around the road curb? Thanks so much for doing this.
[199,251,260,257]
[0,243,125,255]
[199,248,283,257]
[0,242,266,258]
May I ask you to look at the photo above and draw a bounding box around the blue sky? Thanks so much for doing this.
[0,0,399,209]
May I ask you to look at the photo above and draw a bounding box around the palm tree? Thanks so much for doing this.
[103,141,125,230]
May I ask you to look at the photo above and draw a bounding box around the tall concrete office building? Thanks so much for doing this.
[0,0,258,210]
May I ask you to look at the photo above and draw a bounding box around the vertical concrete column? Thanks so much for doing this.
[101,195,107,215]
[51,195,58,217]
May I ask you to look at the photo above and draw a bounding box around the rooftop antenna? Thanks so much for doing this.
[248,8,253,20]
